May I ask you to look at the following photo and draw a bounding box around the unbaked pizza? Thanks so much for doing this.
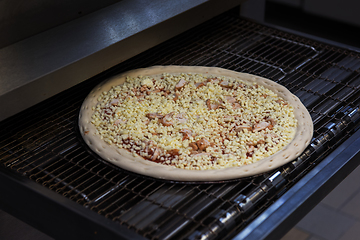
[79,66,313,181]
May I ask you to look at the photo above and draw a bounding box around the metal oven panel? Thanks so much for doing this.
[0,0,241,121]
[1,10,360,240]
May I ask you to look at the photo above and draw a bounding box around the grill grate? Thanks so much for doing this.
[1,11,360,240]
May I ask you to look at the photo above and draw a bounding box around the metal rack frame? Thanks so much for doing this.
[1,8,360,240]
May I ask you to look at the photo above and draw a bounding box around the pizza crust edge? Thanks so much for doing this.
[79,65,313,181]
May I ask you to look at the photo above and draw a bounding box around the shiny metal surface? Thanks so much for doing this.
[0,0,242,121]
[0,0,121,48]
[235,129,360,240]
[1,12,360,239]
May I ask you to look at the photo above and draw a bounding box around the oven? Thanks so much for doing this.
[1,0,360,239]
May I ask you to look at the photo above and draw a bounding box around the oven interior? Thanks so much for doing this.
[1,5,360,240]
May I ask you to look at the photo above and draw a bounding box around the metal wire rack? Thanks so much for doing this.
[1,11,360,240]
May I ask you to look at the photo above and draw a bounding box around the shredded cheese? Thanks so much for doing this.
[91,73,297,170]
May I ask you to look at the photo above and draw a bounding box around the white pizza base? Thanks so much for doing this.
[79,66,313,181]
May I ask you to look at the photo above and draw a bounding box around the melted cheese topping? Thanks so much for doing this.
[91,73,297,170]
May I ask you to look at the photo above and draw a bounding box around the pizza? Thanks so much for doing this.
[79,66,313,181]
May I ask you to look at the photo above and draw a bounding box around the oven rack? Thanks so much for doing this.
[1,11,360,240]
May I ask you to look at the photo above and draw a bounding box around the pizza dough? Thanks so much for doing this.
[79,66,313,181]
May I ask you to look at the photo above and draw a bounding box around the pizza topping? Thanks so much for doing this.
[147,89,161,95]
[247,145,255,155]
[196,138,211,151]
[206,99,226,110]
[158,112,174,126]
[175,78,187,90]
[143,118,150,125]
[110,99,119,106]
[252,117,277,132]
[180,128,192,140]
[235,124,252,132]
[189,142,198,151]
[167,149,180,156]
[195,81,207,88]
[276,99,288,105]
[91,73,297,170]
[224,115,233,122]
[146,113,163,119]
[151,147,161,161]
[205,99,213,110]
[267,117,276,126]
[114,119,126,125]
[219,80,232,89]
[175,113,187,124]
[225,96,236,103]
[253,121,271,132]
[232,102,241,110]
[140,86,148,92]
[173,93,180,101]
[207,78,221,84]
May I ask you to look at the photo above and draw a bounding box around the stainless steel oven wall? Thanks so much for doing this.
[0,0,121,48]
[0,0,243,122]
